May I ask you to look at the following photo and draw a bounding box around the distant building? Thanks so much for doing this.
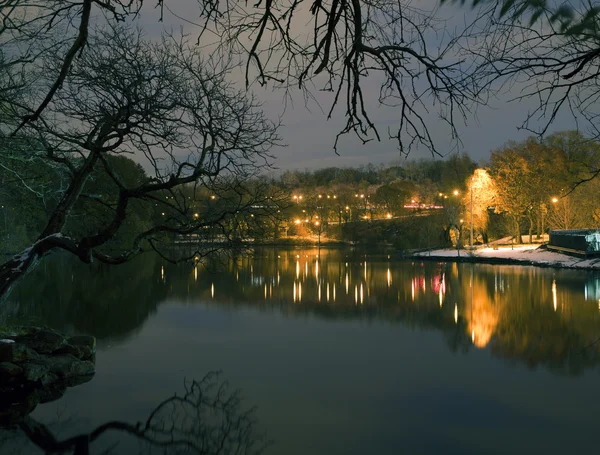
[548,230,600,257]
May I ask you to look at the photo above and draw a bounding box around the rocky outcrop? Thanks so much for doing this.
[0,327,96,426]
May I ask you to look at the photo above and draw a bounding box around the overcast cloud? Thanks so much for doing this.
[131,1,578,171]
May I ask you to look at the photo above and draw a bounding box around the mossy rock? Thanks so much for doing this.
[0,341,40,363]
[48,355,95,379]
[67,335,96,353]
[14,328,67,354]
[54,344,84,359]
[0,362,23,384]
[21,359,52,382]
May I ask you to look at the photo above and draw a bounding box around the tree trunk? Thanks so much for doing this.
[482,231,489,244]
[528,214,534,244]
[0,234,79,302]
[0,253,38,302]
[0,153,100,302]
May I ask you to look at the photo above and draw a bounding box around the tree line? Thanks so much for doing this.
[4,129,599,257]
[2,0,600,301]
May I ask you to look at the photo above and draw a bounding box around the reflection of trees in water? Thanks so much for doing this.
[2,373,267,455]
[5,252,168,342]
[448,265,600,375]
[7,248,600,375]
[468,279,499,349]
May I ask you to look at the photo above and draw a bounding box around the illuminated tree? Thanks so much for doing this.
[464,168,496,244]
[490,146,533,242]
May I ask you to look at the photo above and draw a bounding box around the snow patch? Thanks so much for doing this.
[414,245,600,269]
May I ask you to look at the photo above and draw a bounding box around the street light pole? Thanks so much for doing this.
[470,183,473,248]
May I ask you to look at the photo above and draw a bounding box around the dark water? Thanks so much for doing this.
[3,247,600,454]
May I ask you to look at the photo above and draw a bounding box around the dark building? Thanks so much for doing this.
[548,230,600,257]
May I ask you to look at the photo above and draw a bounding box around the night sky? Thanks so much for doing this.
[134,1,578,171]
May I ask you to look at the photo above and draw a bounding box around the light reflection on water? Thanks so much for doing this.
[169,248,600,354]
[7,247,600,359]
[5,247,600,454]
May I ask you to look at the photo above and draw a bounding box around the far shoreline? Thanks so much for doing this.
[406,245,600,271]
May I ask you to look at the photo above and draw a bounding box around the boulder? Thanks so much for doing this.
[21,359,52,382]
[14,328,67,354]
[78,345,94,360]
[0,362,23,384]
[48,355,95,379]
[0,342,40,363]
[38,382,67,404]
[54,344,83,359]
[0,327,97,427]
[67,335,96,353]
[0,389,40,427]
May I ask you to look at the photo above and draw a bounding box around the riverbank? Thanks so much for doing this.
[409,244,600,270]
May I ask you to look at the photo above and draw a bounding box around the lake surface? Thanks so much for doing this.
[3,247,600,454]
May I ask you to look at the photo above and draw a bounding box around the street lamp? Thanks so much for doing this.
[470,177,474,248]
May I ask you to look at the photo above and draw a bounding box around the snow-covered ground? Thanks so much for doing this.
[413,245,600,270]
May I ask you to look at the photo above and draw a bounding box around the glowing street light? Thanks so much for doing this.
[552,197,559,203]
[470,176,474,248]
[453,189,459,196]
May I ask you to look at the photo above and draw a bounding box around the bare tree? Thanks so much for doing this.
[0,25,281,300]
[460,1,600,141]
[0,0,489,157]
[215,0,488,155]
